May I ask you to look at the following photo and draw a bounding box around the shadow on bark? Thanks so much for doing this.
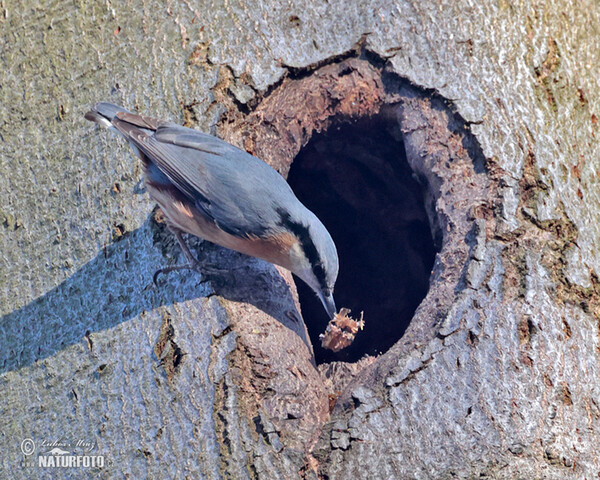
[0,214,307,375]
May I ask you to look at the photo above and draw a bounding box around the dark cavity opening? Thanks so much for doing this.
[287,116,437,363]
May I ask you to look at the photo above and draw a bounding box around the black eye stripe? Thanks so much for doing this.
[276,209,328,290]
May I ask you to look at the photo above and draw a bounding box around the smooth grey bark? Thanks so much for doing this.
[1,0,599,479]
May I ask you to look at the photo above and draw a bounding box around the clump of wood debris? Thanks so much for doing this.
[320,308,365,352]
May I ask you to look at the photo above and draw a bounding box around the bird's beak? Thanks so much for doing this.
[318,290,337,320]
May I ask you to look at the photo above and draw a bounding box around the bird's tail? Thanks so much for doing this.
[84,102,132,130]
[85,102,162,162]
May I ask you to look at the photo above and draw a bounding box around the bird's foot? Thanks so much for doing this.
[153,261,228,286]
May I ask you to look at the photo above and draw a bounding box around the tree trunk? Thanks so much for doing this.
[1,0,599,479]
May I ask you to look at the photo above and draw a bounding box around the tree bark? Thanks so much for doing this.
[1,0,599,479]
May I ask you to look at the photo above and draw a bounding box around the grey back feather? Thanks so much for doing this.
[128,123,304,238]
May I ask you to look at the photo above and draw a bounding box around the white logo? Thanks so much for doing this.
[20,439,35,456]
[46,448,70,456]
[19,438,105,469]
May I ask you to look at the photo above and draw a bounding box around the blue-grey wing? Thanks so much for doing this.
[128,123,297,238]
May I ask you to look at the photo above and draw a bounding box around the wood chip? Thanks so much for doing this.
[319,308,365,352]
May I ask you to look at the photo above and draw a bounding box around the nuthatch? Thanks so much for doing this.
[85,102,339,319]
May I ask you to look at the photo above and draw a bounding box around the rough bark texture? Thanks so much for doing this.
[1,1,599,479]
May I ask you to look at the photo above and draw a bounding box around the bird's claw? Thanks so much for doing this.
[153,261,229,286]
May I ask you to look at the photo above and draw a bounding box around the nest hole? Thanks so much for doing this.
[288,116,438,363]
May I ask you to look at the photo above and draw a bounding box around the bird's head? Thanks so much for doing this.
[280,209,339,320]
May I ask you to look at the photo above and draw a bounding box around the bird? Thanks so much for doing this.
[85,102,339,319]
